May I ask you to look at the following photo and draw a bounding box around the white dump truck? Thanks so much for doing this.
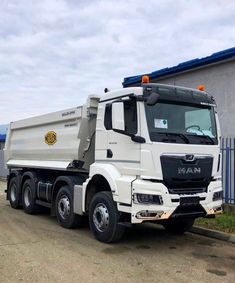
[4,77,223,242]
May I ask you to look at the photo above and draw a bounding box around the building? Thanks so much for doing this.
[123,47,235,138]
[0,134,7,178]
[0,126,7,178]
[0,134,6,150]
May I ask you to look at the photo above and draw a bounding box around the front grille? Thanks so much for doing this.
[168,187,207,195]
[160,155,213,194]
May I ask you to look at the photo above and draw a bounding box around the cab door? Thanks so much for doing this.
[106,98,141,176]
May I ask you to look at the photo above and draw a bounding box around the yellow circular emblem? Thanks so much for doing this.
[45,131,57,145]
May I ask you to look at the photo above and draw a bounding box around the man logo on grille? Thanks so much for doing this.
[185,154,194,161]
[178,167,201,174]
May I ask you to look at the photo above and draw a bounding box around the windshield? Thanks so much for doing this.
[144,102,217,144]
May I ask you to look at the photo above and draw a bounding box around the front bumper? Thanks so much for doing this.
[130,179,223,224]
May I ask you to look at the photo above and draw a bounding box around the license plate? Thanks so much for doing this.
[180,196,200,206]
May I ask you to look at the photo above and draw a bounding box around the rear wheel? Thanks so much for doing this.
[9,177,21,209]
[22,179,40,214]
[89,191,125,243]
[163,218,195,234]
[56,186,83,228]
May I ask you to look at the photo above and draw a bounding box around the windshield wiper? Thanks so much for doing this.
[176,133,190,144]
[187,133,215,144]
[194,134,215,145]
[156,132,190,144]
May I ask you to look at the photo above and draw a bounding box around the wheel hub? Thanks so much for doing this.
[58,195,70,219]
[24,186,31,207]
[93,203,109,232]
[10,183,17,202]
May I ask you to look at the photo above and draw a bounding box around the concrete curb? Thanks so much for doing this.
[190,226,235,244]
[223,203,235,215]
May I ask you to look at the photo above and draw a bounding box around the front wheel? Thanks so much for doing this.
[163,218,195,234]
[89,191,125,243]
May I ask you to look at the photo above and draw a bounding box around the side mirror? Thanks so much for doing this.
[131,135,146,143]
[112,102,125,131]
[146,92,160,106]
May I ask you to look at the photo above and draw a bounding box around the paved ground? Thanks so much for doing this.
[0,180,235,283]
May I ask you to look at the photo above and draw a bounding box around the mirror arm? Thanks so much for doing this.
[134,95,146,102]
[146,92,160,105]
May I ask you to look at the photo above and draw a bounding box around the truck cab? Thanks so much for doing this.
[85,80,222,239]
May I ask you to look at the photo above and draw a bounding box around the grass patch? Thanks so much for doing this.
[195,213,235,234]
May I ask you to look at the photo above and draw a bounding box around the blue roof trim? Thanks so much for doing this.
[123,47,235,87]
[0,134,6,142]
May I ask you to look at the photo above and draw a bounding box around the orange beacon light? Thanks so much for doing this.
[197,85,205,91]
[141,75,150,84]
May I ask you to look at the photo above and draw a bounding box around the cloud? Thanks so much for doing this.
[0,0,235,123]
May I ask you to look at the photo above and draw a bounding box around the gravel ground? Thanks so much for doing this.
[0,180,235,283]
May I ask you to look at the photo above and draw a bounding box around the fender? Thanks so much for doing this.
[87,163,122,194]
[51,174,87,216]
[21,171,38,199]
[52,174,87,198]
[82,163,123,211]
[83,163,136,210]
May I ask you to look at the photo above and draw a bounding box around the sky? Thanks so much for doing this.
[0,0,235,124]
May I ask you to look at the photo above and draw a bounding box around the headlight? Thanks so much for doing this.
[133,193,163,205]
[213,191,223,201]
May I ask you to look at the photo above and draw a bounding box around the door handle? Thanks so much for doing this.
[107,149,113,158]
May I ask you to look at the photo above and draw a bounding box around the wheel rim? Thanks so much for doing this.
[58,195,70,220]
[10,183,17,202]
[24,186,31,207]
[93,203,109,232]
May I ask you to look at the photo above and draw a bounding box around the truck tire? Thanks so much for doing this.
[163,218,195,234]
[55,186,83,229]
[8,177,21,209]
[89,191,125,243]
[22,179,40,214]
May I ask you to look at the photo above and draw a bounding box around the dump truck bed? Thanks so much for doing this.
[4,96,100,171]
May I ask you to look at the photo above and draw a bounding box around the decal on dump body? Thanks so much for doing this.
[45,131,57,145]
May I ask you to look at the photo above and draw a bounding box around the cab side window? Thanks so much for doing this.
[104,103,112,130]
[104,99,137,135]
[123,100,137,134]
